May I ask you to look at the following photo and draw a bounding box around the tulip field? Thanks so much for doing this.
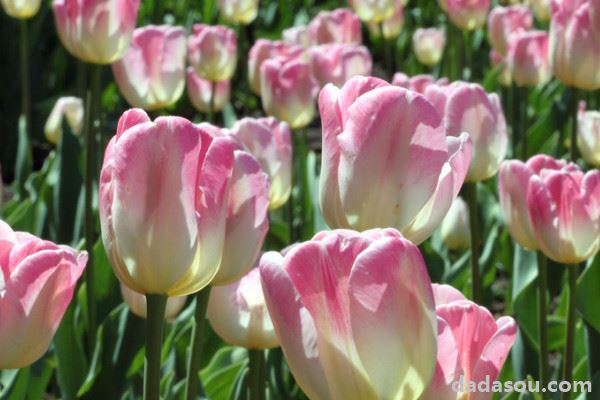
[2,0,600,399]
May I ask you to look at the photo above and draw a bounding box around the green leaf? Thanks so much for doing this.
[577,256,600,332]
[201,347,247,400]
[13,115,32,200]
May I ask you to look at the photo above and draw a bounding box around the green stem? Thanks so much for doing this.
[536,251,549,394]
[462,30,471,80]
[152,0,161,24]
[570,88,580,162]
[561,265,578,400]
[207,80,216,123]
[521,86,529,160]
[248,350,266,400]
[185,287,212,400]
[511,84,520,159]
[20,19,31,140]
[144,294,167,400]
[379,23,392,79]
[466,182,481,303]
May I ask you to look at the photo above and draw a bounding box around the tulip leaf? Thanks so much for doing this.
[576,256,600,333]
[12,115,32,200]
[201,347,247,400]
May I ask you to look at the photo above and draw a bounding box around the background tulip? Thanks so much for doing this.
[260,229,438,400]
[52,0,140,64]
[440,197,470,250]
[506,30,551,87]
[112,26,186,111]
[248,39,305,94]
[208,267,278,349]
[120,283,187,321]
[347,0,395,23]
[531,0,551,21]
[218,0,259,25]
[44,96,83,144]
[308,43,372,87]
[260,57,319,129]
[392,73,448,93]
[577,103,600,167]
[1,0,40,19]
[283,26,312,48]
[444,0,490,30]
[0,220,87,369]
[188,24,237,82]
[99,109,235,296]
[319,76,472,244]
[367,2,404,39]
[229,117,292,209]
[412,28,446,66]
[489,49,512,86]
[487,5,533,57]
[187,68,230,113]
[308,8,362,45]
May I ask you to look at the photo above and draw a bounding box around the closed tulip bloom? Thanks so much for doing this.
[489,48,512,86]
[208,267,278,349]
[229,117,292,209]
[506,30,551,87]
[113,26,186,111]
[440,197,470,250]
[532,0,551,21]
[413,28,446,66]
[218,0,258,25]
[0,220,87,369]
[392,73,448,93]
[120,283,187,320]
[422,284,517,400]
[487,5,533,56]
[445,0,490,30]
[1,0,40,18]
[308,8,362,45]
[347,0,395,23]
[260,229,438,400]
[527,162,600,264]
[578,103,600,167]
[188,24,237,82]
[99,109,235,296]
[52,0,140,64]
[283,26,312,48]
[260,57,319,129]
[309,44,373,87]
[187,68,230,113]
[549,0,600,89]
[248,39,306,94]
[319,76,472,244]
[367,2,404,39]
[44,96,84,144]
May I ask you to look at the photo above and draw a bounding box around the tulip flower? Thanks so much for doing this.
[308,8,362,45]
[44,96,84,144]
[218,0,258,25]
[319,76,472,244]
[229,117,292,209]
[208,267,278,349]
[260,229,438,400]
[187,68,230,113]
[487,5,533,57]
[260,57,319,129]
[367,2,404,39]
[52,0,140,64]
[0,220,87,369]
[120,283,187,320]
[248,39,306,95]
[506,30,551,87]
[489,49,512,87]
[112,26,186,111]
[99,109,236,296]
[440,197,470,250]
[578,103,600,167]
[532,0,551,21]
[347,0,395,23]
[549,0,600,90]
[444,0,490,30]
[188,24,237,82]
[308,43,372,87]
[392,73,448,93]
[421,284,517,400]
[1,0,40,19]
[283,26,312,48]
[412,28,446,66]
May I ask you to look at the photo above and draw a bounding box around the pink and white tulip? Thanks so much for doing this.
[319,76,472,244]
[440,197,470,251]
[188,24,237,82]
[487,5,533,56]
[113,25,187,111]
[0,220,87,368]
[218,0,258,25]
[392,73,448,94]
[577,103,600,167]
[44,96,84,144]
[444,0,490,30]
[1,0,40,18]
[413,28,447,66]
[187,68,230,113]
[260,229,438,399]
[308,43,372,87]
[367,1,404,39]
[248,39,305,95]
[99,109,235,296]
[120,283,187,320]
[532,0,551,21]
[52,0,140,64]
[283,26,312,48]
[506,30,551,87]
[308,8,362,45]
[347,0,395,23]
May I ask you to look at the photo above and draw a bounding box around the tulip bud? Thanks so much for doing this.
[218,0,258,25]
[120,283,187,321]
[208,267,278,349]
[487,5,533,56]
[248,39,306,95]
[348,0,395,23]
[531,0,551,21]
[444,0,490,30]
[440,197,470,250]
[44,96,84,145]
[260,229,438,399]
[229,117,292,209]
[319,76,472,244]
[188,24,237,82]
[283,26,312,48]
[52,0,140,64]
[578,103,600,167]
[99,109,235,296]
[367,2,404,39]
[0,220,87,369]
[506,30,551,87]
[392,73,448,94]
[187,68,230,113]
[260,57,319,129]
[1,0,40,19]
[413,28,446,66]
[489,48,512,86]
[308,43,373,88]
[308,8,362,45]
